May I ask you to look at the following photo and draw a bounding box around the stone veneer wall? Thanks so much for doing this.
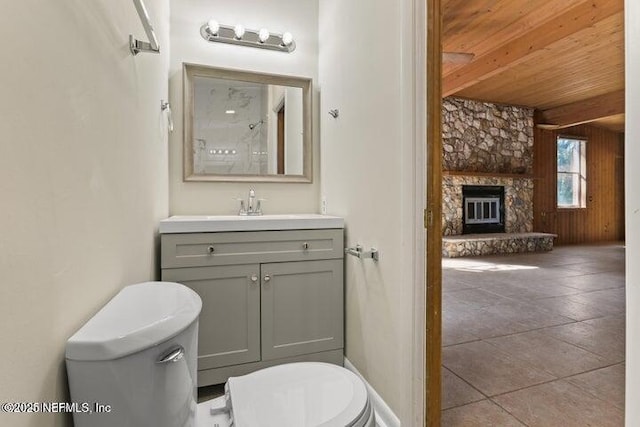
[442,97,535,237]
[443,97,534,174]
[442,175,534,236]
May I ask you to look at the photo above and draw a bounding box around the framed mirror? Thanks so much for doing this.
[183,64,312,182]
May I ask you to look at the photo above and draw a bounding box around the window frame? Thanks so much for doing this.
[556,136,587,209]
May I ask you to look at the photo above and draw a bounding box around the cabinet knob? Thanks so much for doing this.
[263,274,271,282]
[250,274,258,282]
[302,242,309,250]
[207,246,215,254]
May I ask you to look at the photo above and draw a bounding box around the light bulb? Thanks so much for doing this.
[234,24,245,39]
[207,19,219,35]
[224,149,229,154]
[281,32,293,46]
[258,28,270,43]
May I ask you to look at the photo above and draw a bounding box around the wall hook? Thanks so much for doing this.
[328,109,339,119]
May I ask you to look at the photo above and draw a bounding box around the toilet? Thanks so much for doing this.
[65,282,374,427]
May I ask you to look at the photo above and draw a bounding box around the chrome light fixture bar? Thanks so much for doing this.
[200,20,295,53]
[130,0,160,55]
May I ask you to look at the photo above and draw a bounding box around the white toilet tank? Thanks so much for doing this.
[65,282,202,427]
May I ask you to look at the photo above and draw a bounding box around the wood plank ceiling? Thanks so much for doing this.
[442,0,625,133]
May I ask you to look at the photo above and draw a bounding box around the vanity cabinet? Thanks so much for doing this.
[160,228,344,386]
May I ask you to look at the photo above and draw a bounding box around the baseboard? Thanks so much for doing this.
[344,358,401,427]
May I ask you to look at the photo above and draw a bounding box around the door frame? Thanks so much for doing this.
[425,0,443,425]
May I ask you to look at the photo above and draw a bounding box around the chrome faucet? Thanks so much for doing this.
[248,189,256,213]
[238,189,263,216]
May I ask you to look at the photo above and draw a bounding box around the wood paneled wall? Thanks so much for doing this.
[533,124,625,245]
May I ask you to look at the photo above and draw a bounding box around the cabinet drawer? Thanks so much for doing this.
[161,229,344,268]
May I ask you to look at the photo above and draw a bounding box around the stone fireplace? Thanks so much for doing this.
[441,97,554,257]
[441,97,535,236]
[443,175,533,236]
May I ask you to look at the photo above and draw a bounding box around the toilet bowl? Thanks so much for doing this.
[65,282,373,427]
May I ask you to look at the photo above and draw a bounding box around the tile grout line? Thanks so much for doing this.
[480,360,625,401]
[486,368,625,419]
[445,336,623,400]
[441,367,490,410]
[487,396,532,427]
[443,309,624,349]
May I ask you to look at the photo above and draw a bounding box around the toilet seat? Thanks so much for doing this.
[197,362,374,427]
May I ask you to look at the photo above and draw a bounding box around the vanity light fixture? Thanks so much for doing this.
[200,20,296,53]
[225,110,236,114]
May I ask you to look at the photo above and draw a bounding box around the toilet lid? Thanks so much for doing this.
[228,362,369,427]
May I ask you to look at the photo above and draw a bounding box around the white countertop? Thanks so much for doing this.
[159,214,344,233]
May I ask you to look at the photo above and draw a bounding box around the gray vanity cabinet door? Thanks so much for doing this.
[162,264,261,370]
[261,259,344,361]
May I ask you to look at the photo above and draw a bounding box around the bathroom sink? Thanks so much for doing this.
[159,214,344,233]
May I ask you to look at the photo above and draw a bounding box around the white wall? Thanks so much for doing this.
[319,0,421,424]
[0,1,169,426]
[625,1,640,425]
[169,0,319,215]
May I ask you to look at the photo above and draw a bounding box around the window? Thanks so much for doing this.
[557,137,587,208]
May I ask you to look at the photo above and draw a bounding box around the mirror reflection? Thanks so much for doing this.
[183,64,312,182]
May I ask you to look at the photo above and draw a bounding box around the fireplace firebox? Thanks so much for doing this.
[462,185,505,234]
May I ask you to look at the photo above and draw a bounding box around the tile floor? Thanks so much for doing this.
[442,243,625,426]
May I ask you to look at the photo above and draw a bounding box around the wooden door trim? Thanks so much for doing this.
[425,0,443,426]
[277,105,285,174]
